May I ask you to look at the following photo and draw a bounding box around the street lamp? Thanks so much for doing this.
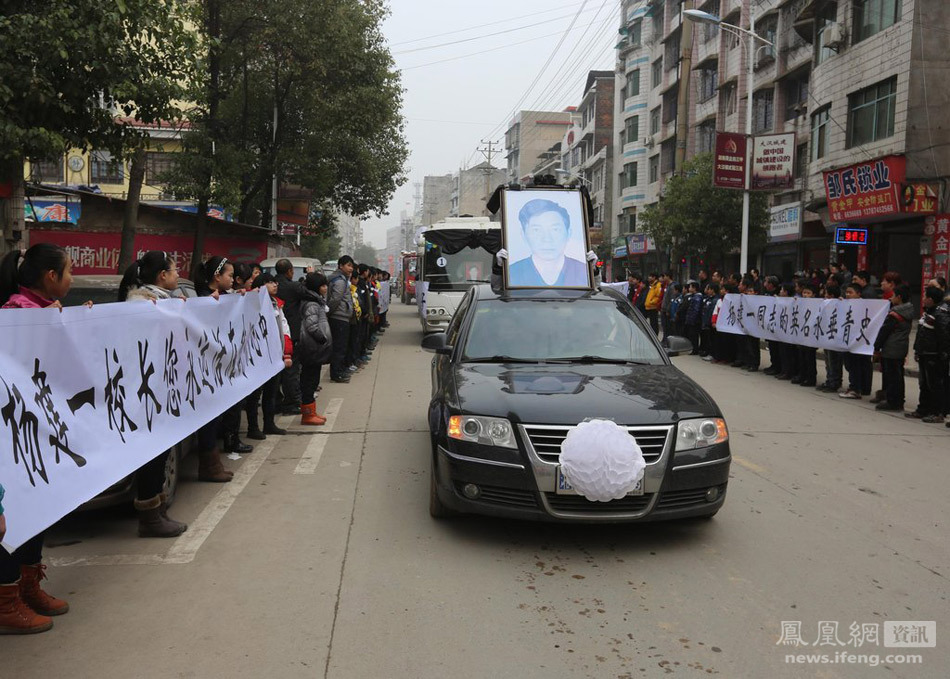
[684,7,773,275]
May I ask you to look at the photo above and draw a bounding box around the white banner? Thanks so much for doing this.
[715,294,891,355]
[0,290,282,551]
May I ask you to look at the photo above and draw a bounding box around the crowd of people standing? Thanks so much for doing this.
[623,264,950,425]
[0,245,390,635]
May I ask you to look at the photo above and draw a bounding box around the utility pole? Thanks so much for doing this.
[674,0,695,175]
[477,139,499,215]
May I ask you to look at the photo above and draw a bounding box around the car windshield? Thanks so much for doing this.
[461,299,665,364]
[422,244,492,291]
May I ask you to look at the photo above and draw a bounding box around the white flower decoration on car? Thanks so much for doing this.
[559,419,646,502]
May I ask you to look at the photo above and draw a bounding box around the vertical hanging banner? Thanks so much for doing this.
[0,290,282,551]
[715,294,890,355]
[713,132,748,189]
[750,133,796,190]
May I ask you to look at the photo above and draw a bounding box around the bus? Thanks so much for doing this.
[417,216,497,333]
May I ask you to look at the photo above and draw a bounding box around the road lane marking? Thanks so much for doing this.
[731,455,768,474]
[293,397,344,475]
[49,435,283,568]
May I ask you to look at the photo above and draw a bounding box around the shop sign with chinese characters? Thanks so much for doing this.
[902,183,939,215]
[751,133,796,190]
[823,155,906,223]
[769,203,802,242]
[922,215,950,298]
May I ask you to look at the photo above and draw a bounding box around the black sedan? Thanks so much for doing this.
[421,285,731,522]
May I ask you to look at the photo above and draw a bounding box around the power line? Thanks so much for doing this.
[389,0,590,46]
[399,18,605,71]
[393,8,601,55]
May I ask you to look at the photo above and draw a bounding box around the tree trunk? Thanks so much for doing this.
[118,147,146,272]
[191,0,221,279]
[0,156,25,257]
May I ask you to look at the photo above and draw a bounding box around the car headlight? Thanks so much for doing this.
[448,415,517,449]
[675,418,728,451]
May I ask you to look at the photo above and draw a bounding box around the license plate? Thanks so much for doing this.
[555,467,643,496]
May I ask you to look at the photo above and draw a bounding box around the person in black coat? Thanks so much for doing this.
[275,258,309,413]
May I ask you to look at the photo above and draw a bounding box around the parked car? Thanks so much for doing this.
[259,257,321,280]
[62,275,198,510]
[421,284,730,522]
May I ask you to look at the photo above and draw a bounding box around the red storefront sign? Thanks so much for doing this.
[901,183,939,215]
[29,230,268,276]
[922,215,950,299]
[713,133,747,189]
[823,155,906,223]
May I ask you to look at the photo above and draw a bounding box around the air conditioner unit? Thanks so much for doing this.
[644,136,655,147]
[755,45,777,67]
[822,22,845,49]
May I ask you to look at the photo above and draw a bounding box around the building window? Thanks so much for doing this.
[697,121,716,154]
[622,207,637,233]
[660,139,676,174]
[752,89,774,133]
[629,20,642,47]
[665,32,680,72]
[796,143,808,179]
[702,1,721,41]
[625,116,640,145]
[623,162,638,189]
[145,152,178,186]
[649,107,661,136]
[814,1,839,66]
[721,82,737,116]
[662,89,678,124]
[649,155,660,183]
[853,0,901,43]
[90,150,123,184]
[651,58,663,89]
[848,77,896,147]
[626,69,640,99]
[699,66,718,102]
[30,157,63,183]
[784,72,810,121]
[811,105,831,161]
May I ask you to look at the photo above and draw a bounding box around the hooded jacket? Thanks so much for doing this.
[874,302,914,359]
[327,268,355,322]
[298,293,332,365]
[645,280,663,311]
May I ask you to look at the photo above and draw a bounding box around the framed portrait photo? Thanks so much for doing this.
[500,187,593,290]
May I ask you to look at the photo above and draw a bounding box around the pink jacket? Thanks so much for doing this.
[2,286,55,309]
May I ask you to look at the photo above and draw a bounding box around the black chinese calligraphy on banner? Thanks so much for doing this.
[0,289,282,552]
[715,295,890,355]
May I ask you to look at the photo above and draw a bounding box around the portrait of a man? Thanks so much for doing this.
[504,191,591,288]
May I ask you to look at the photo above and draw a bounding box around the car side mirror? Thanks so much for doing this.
[661,335,693,357]
[421,332,453,355]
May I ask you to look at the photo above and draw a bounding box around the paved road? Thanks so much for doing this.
[2,302,947,678]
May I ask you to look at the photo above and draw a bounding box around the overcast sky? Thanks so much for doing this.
[360,0,621,248]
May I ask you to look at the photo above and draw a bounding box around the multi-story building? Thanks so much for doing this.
[338,212,362,257]
[504,109,575,182]
[613,0,949,288]
[450,162,507,218]
[422,174,454,226]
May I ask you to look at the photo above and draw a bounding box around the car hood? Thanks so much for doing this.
[451,363,720,426]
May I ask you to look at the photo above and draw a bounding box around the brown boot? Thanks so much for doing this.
[198,447,233,483]
[0,582,53,634]
[300,402,326,426]
[18,564,69,616]
[135,494,187,538]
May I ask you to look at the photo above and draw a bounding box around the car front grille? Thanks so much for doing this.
[543,493,653,514]
[522,425,670,464]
